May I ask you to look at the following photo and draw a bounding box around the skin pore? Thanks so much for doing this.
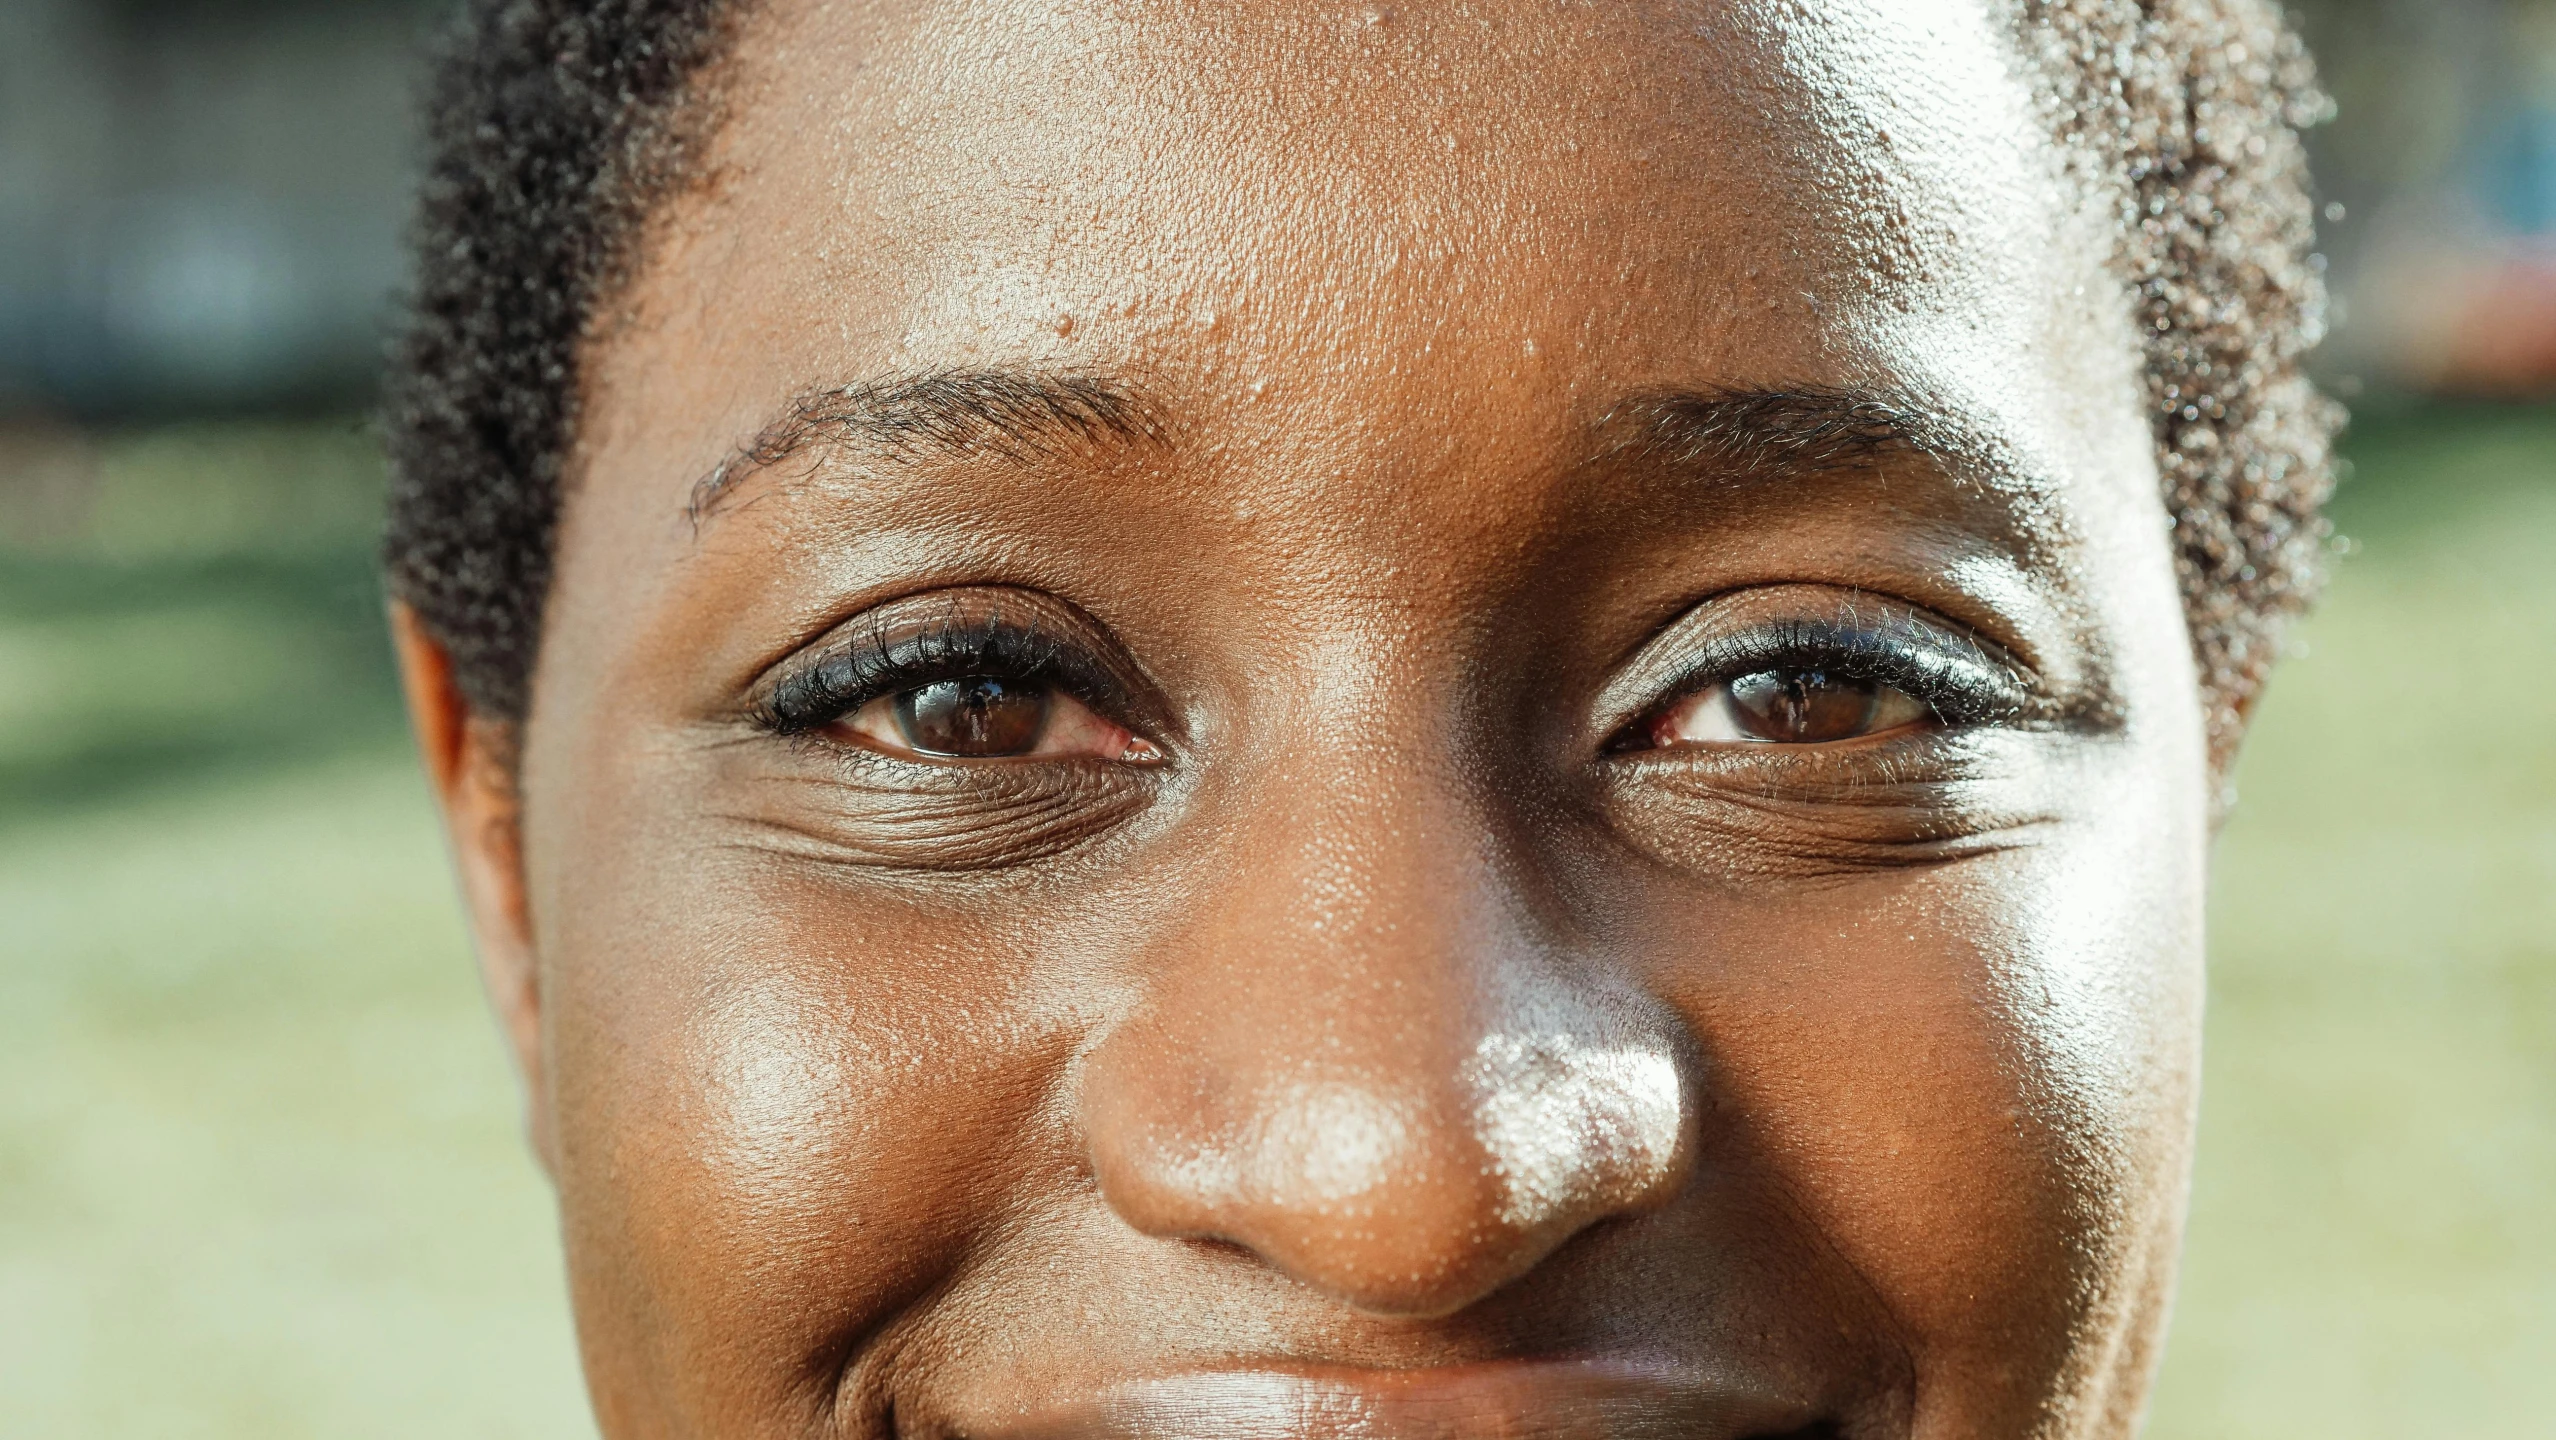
[395,1,2215,1436]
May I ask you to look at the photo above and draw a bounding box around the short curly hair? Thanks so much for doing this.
[384,0,2338,759]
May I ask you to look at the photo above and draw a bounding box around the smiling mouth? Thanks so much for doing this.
[949,1360,1837,1440]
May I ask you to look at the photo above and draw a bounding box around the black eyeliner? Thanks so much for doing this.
[1654,617,2032,729]
[756,607,1133,736]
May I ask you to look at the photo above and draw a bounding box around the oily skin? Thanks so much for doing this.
[397,1,2216,1437]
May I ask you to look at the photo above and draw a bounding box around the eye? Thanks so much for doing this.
[835,675,1164,763]
[752,588,1174,766]
[1643,666,1934,747]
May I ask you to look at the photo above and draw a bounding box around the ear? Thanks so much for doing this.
[390,602,556,1175]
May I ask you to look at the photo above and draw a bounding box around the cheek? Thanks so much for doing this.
[1646,799,2205,1421]
[532,770,1093,1425]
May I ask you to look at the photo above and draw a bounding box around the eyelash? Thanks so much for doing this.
[1622,618,2028,742]
[755,606,2024,749]
[755,612,1128,737]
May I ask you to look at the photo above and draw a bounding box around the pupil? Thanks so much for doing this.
[894,677,1051,756]
[1726,668,1878,743]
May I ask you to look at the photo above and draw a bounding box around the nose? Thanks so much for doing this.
[1077,753,1694,1317]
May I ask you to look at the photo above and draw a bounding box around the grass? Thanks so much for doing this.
[0,422,587,1437]
[0,757,590,1439]
[0,409,2549,1437]
[2145,403,2556,1438]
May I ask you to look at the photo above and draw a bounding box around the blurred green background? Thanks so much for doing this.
[2,407,2552,1437]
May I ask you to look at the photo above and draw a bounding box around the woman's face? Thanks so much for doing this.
[412,0,2214,1435]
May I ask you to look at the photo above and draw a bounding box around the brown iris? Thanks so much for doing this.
[1723,669,1885,743]
[892,677,1052,756]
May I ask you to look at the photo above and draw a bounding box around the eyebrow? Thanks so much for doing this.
[687,372,2003,533]
[686,369,1164,525]
[1594,383,1972,479]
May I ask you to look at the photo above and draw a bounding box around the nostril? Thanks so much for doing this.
[1746,1423,1843,1440]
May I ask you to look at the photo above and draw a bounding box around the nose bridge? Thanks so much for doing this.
[1078,711,1693,1316]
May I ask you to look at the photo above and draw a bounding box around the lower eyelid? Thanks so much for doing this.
[718,763,1157,872]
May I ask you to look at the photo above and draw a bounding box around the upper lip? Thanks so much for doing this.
[941,1357,1826,1440]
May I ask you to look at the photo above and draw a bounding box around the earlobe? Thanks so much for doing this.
[388,603,555,1175]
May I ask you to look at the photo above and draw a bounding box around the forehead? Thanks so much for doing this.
[588,0,2137,494]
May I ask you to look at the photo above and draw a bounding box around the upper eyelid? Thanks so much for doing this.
[751,601,1152,736]
[764,621,1053,722]
[1593,602,2041,745]
[1663,622,2024,702]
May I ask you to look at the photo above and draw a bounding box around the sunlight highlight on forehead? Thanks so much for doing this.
[1723,0,2152,527]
